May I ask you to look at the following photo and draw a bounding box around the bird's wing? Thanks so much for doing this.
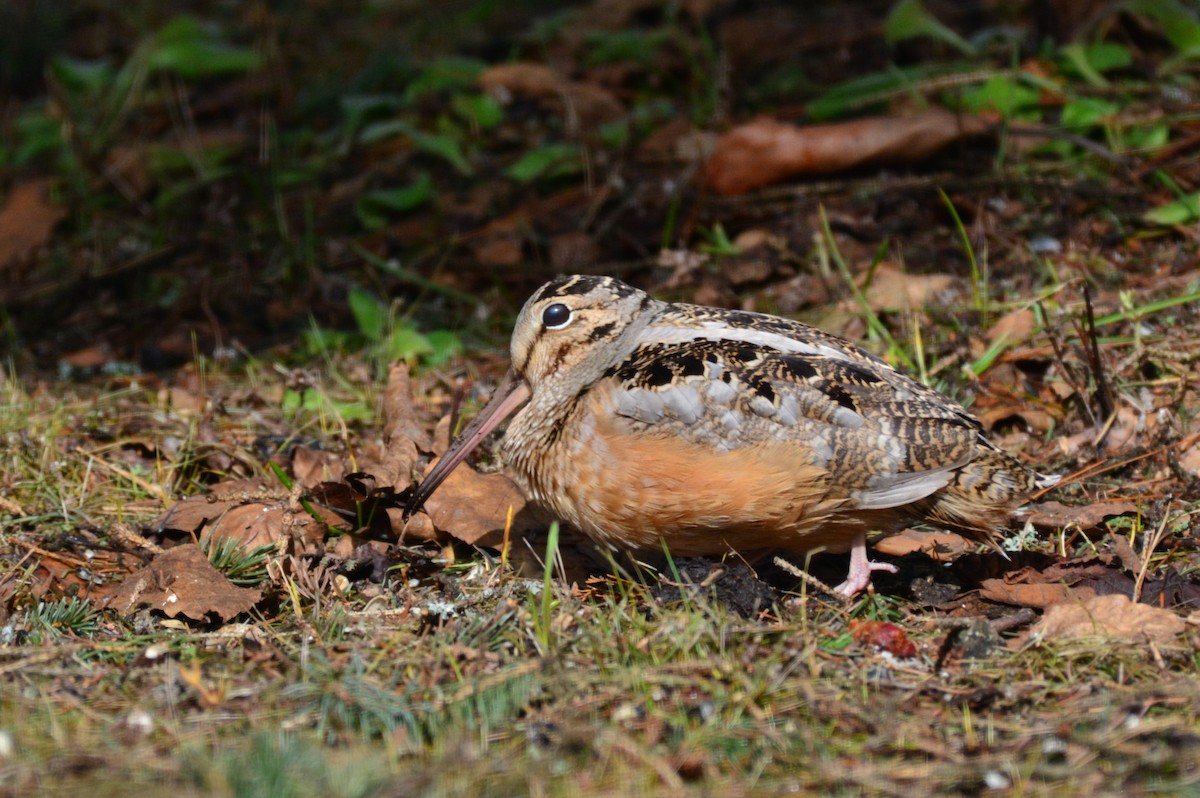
[598,338,984,510]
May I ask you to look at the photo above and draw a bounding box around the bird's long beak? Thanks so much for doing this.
[403,369,532,519]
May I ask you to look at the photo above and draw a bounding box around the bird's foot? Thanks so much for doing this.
[833,533,897,598]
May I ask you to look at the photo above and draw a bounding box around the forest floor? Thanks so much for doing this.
[2,1,1199,795]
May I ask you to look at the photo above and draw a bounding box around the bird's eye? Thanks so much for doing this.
[541,303,572,329]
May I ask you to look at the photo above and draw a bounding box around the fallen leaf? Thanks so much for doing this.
[988,307,1036,346]
[1025,500,1137,531]
[1057,406,1150,456]
[1178,438,1200,477]
[0,178,65,272]
[637,118,713,164]
[874,529,969,561]
[849,619,918,658]
[370,363,433,490]
[292,444,345,488]
[60,345,115,370]
[473,235,524,268]
[705,110,992,195]
[479,62,623,124]
[1109,534,1142,574]
[158,477,346,554]
[205,503,287,550]
[861,262,957,312]
[978,579,1082,608]
[419,461,535,548]
[1033,593,1186,644]
[100,544,262,623]
[155,479,275,534]
[977,406,1057,434]
[391,507,441,544]
[976,556,1154,609]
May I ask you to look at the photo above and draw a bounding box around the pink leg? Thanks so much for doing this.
[833,532,898,597]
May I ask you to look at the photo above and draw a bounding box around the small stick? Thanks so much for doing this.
[773,556,850,605]
[1083,283,1116,424]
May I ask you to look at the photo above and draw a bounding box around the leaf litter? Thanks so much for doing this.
[2,0,1200,794]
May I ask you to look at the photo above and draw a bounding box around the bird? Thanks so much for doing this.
[405,274,1057,597]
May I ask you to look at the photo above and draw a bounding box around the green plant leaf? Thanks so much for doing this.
[1059,44,1108,87]
[1060,96,1119,131]
[1143,193,1200,225]
[144,16,262,78]
[583,28,666,67]
[424,330,464,367]
[404,55,487,100]
[48,56,116,93]
[1127,0,1200,58]
[1059,41,1133,88]
[301,327,351,356]
[356,175,435,229]
[884,0,977,56]
[451,93,503,129]
[387,326,434,362]
[806,63,958,121]
[959,74,1040,118]
[360,120,473,175]
[409,129,473,174]
[505,143,580,183]
[13,106,63,165]
[1126,123,1170,151]
[349,287,388,342]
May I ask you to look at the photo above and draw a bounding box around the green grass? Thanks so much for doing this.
[3,0,1200,794]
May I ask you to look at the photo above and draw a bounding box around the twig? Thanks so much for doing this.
[773,556,850,605]
[1053,433,1200,491]
[1083,283,1117,423]
[1039,298,1096,427]
[1132,502,1175,604]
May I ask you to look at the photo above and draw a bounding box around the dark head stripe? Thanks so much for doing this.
[532,275,640,304]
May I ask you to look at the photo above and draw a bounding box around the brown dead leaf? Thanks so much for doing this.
[706,111,992,195]
[988,307,1036,346]
[154,479,275,533]
[978,406,1057,434]
[100,544,262,623]
[215,500,340,554]
[978,579,1083,608]
[479,62,561,96]
[158,477,347,554]
[291,445,346,488]
[204,504,292,551]
[874,529,969,561]
[378,363,433,488]
[1025,500,1137,531]
[976,556,1154,609]
[479,62,623,124]
[61,345,115,370]
[861,262,957,312]
[1034,593,1186,644]
[474,235,524,268]
[637,118,713,164]
[1178,438,1200,477]
[0,178,65,272]
[104,144,154,200]
[1057,406,1149,456]
[418,460,534,548]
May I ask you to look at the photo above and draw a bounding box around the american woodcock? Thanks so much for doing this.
[405,275,1057,596]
